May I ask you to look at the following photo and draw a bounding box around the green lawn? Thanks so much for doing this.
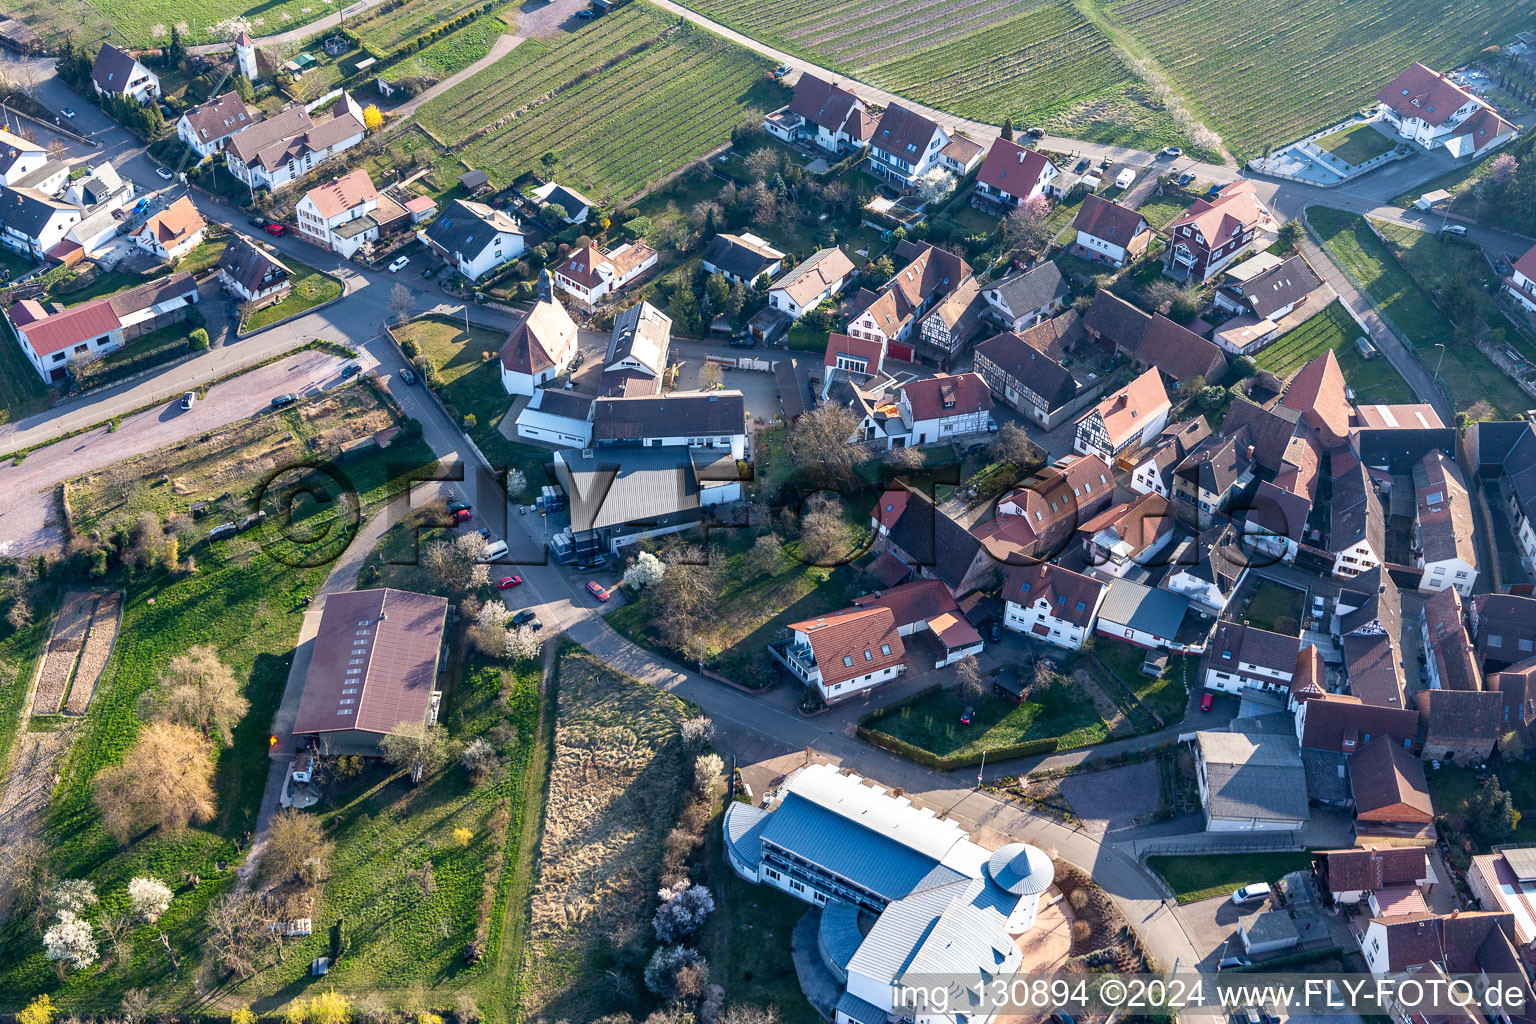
[48,268,146,307]
[866,682,1111,760]
[1306,209,1527,420]
[1254,300,1417,405]
[1148,852,1315,904]
[392,316,550,501]
[1091,643,1192,727]
[1312,122,1396,167]
[1234,577,1306,636]
[243,261,343,331]
[1135,190,1198,231]
[1426,762,1536,859]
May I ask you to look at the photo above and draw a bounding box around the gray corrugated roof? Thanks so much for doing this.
[835,992,888,1024]
[1098,579,1188,637]
[1198,731,1310,823]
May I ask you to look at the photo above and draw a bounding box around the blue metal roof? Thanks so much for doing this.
[759,792,964,902]
[818,900,864,974]
[723,801,768,872]
[835,991,889,1024]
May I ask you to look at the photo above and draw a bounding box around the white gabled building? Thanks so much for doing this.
[176,92,258,160]
[1203,621,1301,697]
[865,103,980,188]
[1376,63,1516,160]
[768,247,856,321]
[1072,367,1170,461]
[296,169,380,258]
[91,43,160,104]
[776,606,907,704]
[895,371,994,446]
[418,198,526,281]
[131,196,206,262]
[497,271,579,396]
[223,98,365,192]
[1002,562,1107,651]
[550,240,657,307]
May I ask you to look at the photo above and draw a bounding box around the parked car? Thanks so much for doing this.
[512,609,541,628]
[271,393,297,407]
[575,7,596,16]
[341,363,362,378]
[1441,224,1468,236]
[1200,693,1214,712]
[248,216,268,228]
[474,527,490,539]
[478,540,509,562]
[1231,883,1269,905]
[156,166,173,180]
[498,575,523,589]
[61,107,75,119]
[452,508,471,523]
[448,501,471,515]
[586,580,611,602]
[389,256,410,272]
[265,222,285,236]
[180,391,195,410]
[960,706,974,725]
[398,367,418,385]
[1217,955,1254,971]
[1074,157,1091,172]
[1177,172,1194,186]
[1025,126,1046,139]
[1161,146,1182,157]
[773,63,792,78]
[1206,183,1224,198]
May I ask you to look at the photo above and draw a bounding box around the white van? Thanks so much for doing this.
[478,540,508,562]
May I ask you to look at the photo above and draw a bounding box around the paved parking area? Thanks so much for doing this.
[0,350,352,556]
[1060,761,1161,835]
[1179,892,1269,966]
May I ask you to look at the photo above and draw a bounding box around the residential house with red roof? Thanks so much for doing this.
[1331,449,1386,579]
[1245,433,1320,565]
[1001,562,1107,650]
[175,91,257,160]
[1078,492,1174,577]
[291,588,449,754]
[552,239,657,307]
[6,271,199,382]
[1128,417,1213,496]
[1505,243,1536,314]
[296,168,381,258]
[1414,450,1477,595]
[1280,348,1352,444]
[851,578,984,668]
[1376,63,1515,159]
[847,242,971,349]
[132,196,206,262]
[1360,910,1518,975]
[1350,735,1434,835]
[1314,846,1430,906]
[223,94,365,191]
[762,74,875,154]
[775,606,907,703]
[499,271,579,396]
[872,482,992,597]
[896,372,993,446]
[865,103,979,188]
[823,332,887,385]
[992,453,1116,562]
[1163,179,1270,281]
[972,314,1100,429]
[971,139,1058,214]
[1071,194,1152,268]
[1072,367,1170,461]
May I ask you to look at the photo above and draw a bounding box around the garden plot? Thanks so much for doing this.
[64,591,122,716]
[29,590,98,716]
[522,649,693,1021]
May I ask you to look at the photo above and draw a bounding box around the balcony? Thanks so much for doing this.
[769,639,817,682]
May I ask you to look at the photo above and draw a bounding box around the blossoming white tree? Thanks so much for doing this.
[127,877,173,923]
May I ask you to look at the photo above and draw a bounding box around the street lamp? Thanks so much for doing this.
[1432,342,1447,384]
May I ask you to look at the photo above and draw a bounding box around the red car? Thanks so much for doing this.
[497,575,522,590]
[265,223,286,236]
[1200,693,1214,712]
[586,580,611,602]
[452,508,471,523]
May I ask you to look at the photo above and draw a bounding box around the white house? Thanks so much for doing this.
[176,92,257,159]
[530,181,595,225]
[778,606,907,703]
[1071,194,1152,268]
[1204,621,1300,697]
[498,271,579,396]
[592,391,747,460]
[762,74,874,155]
[550,240,656,306]
[64,162,134,216]
[980,262,1069,332]
[0,186,80,259]
[1073,367,1170,461]
[418,197,525,281]
[0,129,48,188]
[972,139,1058,212]
[515,388,594,447]
[218,233,292,305]
[1506,244,1536,314]
[866,104,969,188]
[723,764,1055,1024]
[1415,450,1478,596]
[91,43,160,103]
[1163,528,1247,617]
[1331,454,1385,580]
[768,247,855,320]
[224,98,365,191]
[1096,578,1189,650]
[1376,63,1516,160]
[1002,562,1107,650]
[7,272,198,382]
[895,372,993,446]
[1079,493,1176,578]
[849,579,985,668]
[132,197,206,262]
[296,169,380,258]
[701,232,785,285]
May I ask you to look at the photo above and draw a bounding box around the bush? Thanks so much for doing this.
[188,328,210,350]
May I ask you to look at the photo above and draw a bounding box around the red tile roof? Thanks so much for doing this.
[1166,179,1264,250]
[787,606,906,687]
[136,196,205,247]
[303,168,377,220]
[852,578,954,630]
[1072,193,1149,246]
[1315,846,1427,892]
[824,332,886,373]
[901,371,992,421]
[1377,63,1479,127]
[1081,367,1169,448]
[1280,349,1352,443]
[975,139,1055,197]
[1003,562,1106,627]
[18,299,121,356]
[1513,242,1536,284]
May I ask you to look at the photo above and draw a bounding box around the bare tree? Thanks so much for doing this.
[94,723,215,843]
[649,544,720,648]
[797,493,857,567]
[423,533,489,592]
[885,444,924,471]
[206,892,281,979]
[788,404,862,487]
[987,421,1042,470]
[699,362,723,390]
[379,721,451,783]
[955,655,986,703]
[1004,195,1054,260]
[743,532,785,578]
[158,645,249,746]
[388,283,414,325]
[263,808,332,884]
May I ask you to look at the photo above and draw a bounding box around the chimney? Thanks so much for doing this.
[1247,444,1255,460]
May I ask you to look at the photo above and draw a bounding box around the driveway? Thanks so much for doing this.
[0,349,350,555]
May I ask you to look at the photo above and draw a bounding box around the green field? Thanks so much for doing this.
[394,14,509,78]
[1103,0,1535,159]
[7,0,329,46]
[1307,207,1530,420]
[0,318,52,426]
[1313,122,1396,166]
[1148,852,1315,903]
[865,680,1112,760]
[418,4,787,202]
[1254,300,1417,406]
[349,0,485,56]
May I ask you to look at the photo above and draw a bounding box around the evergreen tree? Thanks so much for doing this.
[167,26,184,68]
[703,205,718,237]
[667,282,702,338]
[1000,117,1014,142]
